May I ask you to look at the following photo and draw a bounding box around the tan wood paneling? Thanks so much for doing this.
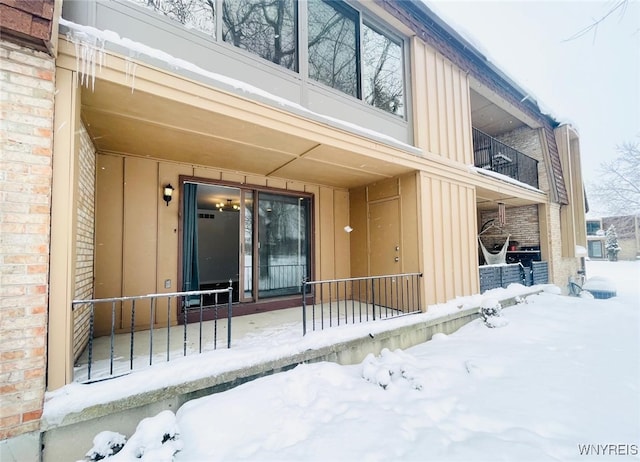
[333,189,350,280]
[157,162,193,326]
[369,199,402,276]
[123,157,158,328]
[419,172,478,305]
[244,175,267,187]
[414,41,473,164]
[193,167,222,180]
[318,187,335,282]
[49,68,81,387]
[93,157,352,333]
[286,181,306,192]
[94,154,124,336]
[399,174,420,274]
[349,187,368,277]
[221,171,245,184]
[267,178,287,190]
[368,178,399,202]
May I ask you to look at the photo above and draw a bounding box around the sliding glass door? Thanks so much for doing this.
[257,193,311,298]
[183,181,311,306]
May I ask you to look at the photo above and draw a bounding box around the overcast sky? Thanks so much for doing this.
[427,0,640,187]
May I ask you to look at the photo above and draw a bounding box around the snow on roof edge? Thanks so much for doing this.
[58,18,421,156]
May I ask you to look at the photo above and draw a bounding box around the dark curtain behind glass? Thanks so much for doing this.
[182,183,200,303]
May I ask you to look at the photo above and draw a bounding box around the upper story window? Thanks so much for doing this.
[129,0,216,37]
[123,0,405,117]
[222,0,297,71]
[362,22,404,117]
[307,0,359,98]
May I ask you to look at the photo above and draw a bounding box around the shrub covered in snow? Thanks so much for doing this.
[85,431,126,461]
[83,410,182,461]
[361,349,424,391]
[479,298,509,328]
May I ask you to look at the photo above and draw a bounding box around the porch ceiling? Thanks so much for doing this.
[80,79,411,189]
[470,89,528,137]
[476,184,539,212]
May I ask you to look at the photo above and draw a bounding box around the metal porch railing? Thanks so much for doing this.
[472,127,539,188]
[301,273,423,335]
[71,286,232,383]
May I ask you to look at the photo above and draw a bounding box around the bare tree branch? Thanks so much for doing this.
[563,0,628,42]
[588,140,640,215]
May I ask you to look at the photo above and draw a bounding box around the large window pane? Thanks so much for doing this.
[363,23,404,116]
[222,0,297,71]
[258,193,310,298]
[307,0,358,97]
[125,0,216,37]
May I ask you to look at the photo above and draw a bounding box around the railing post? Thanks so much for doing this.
[227,280,233,348]
[301,278,307,336]
[371,278,376,321]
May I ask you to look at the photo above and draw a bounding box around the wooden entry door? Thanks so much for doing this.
[369,198,406,313]
[369,198,401,276]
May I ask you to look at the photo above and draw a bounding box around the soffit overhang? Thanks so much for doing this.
[57,39,421,190]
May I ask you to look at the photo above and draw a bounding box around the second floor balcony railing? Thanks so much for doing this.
[472,128,539,189]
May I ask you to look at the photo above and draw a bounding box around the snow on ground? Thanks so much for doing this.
[77,260,640,461]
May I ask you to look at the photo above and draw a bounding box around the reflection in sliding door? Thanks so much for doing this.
[258,193,311,298]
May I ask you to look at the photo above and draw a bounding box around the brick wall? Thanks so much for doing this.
[495,126,550,194]
[72,125,96,360]
[0,39,54,439]
[480,205,540,249]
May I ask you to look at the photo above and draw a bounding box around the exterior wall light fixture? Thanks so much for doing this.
[163,184,174,206]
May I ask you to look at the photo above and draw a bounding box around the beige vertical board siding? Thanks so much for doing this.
[193,167,222,180]
[49,68,80,388]
[319,187,335,301]
[419,173,478,305]
[349,186,368,277]
[286,181,306,192]
[444,63,456,159]
[538,203,551,264]
[156,162,193,327]
[555,125,585,258]
[267,178,287,190]
[333,189,350,280]
[424,175,446,303]
[449,184,462,296]
[416,41,473,163]
[399,174,420,273]
[221,171,244,184]
[435,57,447,156]
[440,182,456,298]
[94,155,124,336]
[123,157,158,328]
[462,186,478,294]
[368,178,399,202]
[305,184,321,280]
[245,175,267,187]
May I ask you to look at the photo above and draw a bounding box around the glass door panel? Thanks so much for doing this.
[242,191,254,300]
[195,184,241,303]
[258,193,310,298]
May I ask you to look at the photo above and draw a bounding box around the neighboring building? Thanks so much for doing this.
[0,0,587,458]
[586,215,640,260]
